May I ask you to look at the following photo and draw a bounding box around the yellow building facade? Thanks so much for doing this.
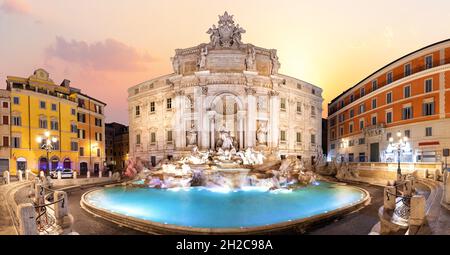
[4,69,105,176]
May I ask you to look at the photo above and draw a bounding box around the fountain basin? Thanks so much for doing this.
[81,181,370,234]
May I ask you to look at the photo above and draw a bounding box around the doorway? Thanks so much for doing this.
[370,143,380,162]
[80,162,88,176]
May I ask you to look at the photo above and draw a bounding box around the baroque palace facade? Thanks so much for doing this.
[128,12,323,166]
[1,68,106,176]
[328,39,450,163]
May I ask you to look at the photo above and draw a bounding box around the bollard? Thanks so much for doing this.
[409,195,426,226]
[39,171,44,178]
[445,171,450,204]
[99,171,102,178]
[108,171,112,178]
[73,171,77,179]
[17,203,38,235]
[57,171,62,180]
[54,191,69,226]
[3,171,10,184]
[87,171,90,179]
[18,170,23,181]
[384,186,396,210]
[434,169,440,181]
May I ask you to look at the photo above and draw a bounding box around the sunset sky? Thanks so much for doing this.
[1,0,449,124]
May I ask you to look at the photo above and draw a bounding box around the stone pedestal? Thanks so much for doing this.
[409,195,426,226]
[39,171,44,178]
[87,171,90,179]
[54,191,69,226]
[73,171,77,179]
[99,171,102,178]
[17,203,37,235]
[384,186,396,210]
[34,184,45,205]
[57,171,62,180]
[18,170,23,181]
[3,171,10,184]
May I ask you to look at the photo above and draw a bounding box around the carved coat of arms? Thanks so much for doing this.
[207,11,245,48]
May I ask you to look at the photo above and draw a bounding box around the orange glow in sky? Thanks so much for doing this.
[1,0,449,123]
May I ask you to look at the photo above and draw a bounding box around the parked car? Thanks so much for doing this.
[50,168,73,179]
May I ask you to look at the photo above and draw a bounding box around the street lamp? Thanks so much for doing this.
[389,131,408,180]
[36,131,58,176]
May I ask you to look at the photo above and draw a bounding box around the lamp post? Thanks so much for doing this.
[36,131,58,177]
[389,131,408,180]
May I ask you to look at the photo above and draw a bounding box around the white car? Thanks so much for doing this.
[50,169,73,179]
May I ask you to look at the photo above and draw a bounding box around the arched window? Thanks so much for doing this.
[39,157,48,171]
[63,158,71,169]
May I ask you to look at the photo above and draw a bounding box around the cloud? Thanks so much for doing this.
[0,0,31,15]
[45,37,154,72]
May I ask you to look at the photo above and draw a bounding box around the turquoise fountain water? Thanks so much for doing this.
[85,181,366,229]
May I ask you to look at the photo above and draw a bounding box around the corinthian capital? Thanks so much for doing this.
[245,87,256,95]
[268,90,279,97]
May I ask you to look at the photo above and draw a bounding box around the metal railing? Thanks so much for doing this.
[32,184,65,234]
[385,175,414,219]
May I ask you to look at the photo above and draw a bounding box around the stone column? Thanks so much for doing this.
[207,111,216,150]
[268,91,280,149]
[18,170,23,182]
[174,90,184,149]
[246,88,257,148]
[199,87,209,150]
[17,203,37,235]
[238,111,246,150]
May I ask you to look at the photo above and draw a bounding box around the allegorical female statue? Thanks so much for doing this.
[187,124,197,145]
[198,46,208,69]
[257,122,268,145]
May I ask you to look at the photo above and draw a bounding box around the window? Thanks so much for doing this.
[359,104,365,114]
[96,132,102,141]
[340,101,344,108]
[39,118,47,129]
[402,106,413,120]
[404,85,411,98]
[78,129,86,139]
[50,120,59,130]
[359,119,364,130]
[405,130,411,138]
[297,83,302,90]
[3,136,9,147]
[296,102,302,113]
[349,140,355,147]
[150,102,155,113]
[71,141,78,151]
[51,103,57,111]
[425,127,432,137]
[135,88,139,95]
[330,143,336,150]
[372,80,378,91]
[135,105,140,116]
[387,72,393,84]
[97,148,101,157]
[349,109,354,118]
[280,131,286,142]
[2,116,8,125]
[386,112,393,124]
[40,101,46,109]
[386,132,392,141]
[71,108,76,115]
[359,152,366,162]
[151,132,156,143]
[2,102,8,108]
[95,118,102,127]
[372,98,377,109]
[425,55,433,69]
[11,137,20,148]
[13,97,19,105]
[136,134,141,145]
[312,88,316,95]
[53,140,60,150]
[425,79,433,93]
[348,153,354,162]
[423,102,435,116]
[12,116,21,126]
[166,98,172,109]
[404,63,411,76]
[311,134,316,144]
[349,123,353,133]
[94,104,102,114]
[71,123,77,133]
[371,115,377,125]
[386,92,393,104]
[280,98,286,111]
[296,132,302,143]
[311,106,316,117]
[79,147,84,156]
[167,130,173,142]
[358,138,365,145]
[360,87,365,97]
[77,113,86,123]
[350,94,354,103]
